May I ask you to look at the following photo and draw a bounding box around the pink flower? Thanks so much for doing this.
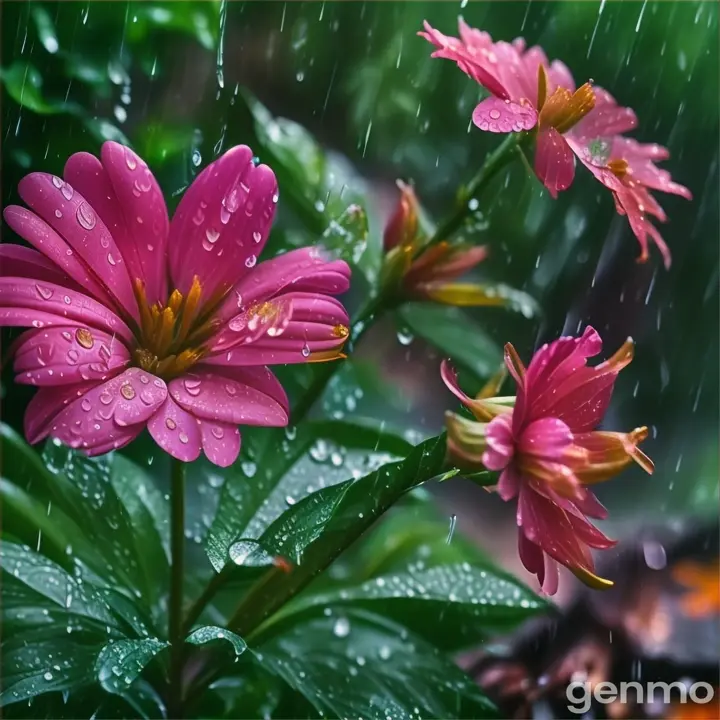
[442,327,654,594]
[1,142,351,466]
[420,20,691,267]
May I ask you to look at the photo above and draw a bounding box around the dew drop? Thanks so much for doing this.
[211,426,224,439]
[55,209,63,219]
[61,183,74,201]
[120,383,136,400]
[179,432,189,444]
[75,328,94,349]
[332,617,350,637]
[107,254,116,266]
[81,399,92,412]
[76,202,97,230]
[252,231,262,243]
[43,671,53,681]
[165,418,177,430]
[191,149,202,167]
[245,254,257,268]
[35,285,54,300]
[51,176,64,189]
[206,227,220,244]
[124,148,138,170]
[301,343,311,358]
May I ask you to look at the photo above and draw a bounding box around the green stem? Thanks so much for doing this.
[425,132,522,248]
[168,459,186,720]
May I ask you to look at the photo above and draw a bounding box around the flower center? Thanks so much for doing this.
[133,276,217,379]
[536,65,596,135]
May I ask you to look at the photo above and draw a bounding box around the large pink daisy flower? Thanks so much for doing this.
[1,142,351,466]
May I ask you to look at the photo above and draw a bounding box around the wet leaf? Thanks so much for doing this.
[254,610,499,719]
[231,434,448,638]
[187,625,247,657]
[95,638,169,695]
[205,421,412,572]
[279,563,546,651]
[320,204,372,278]
[0,542,117,629]
[398,303,504,382]
[0,637,105,707]
[0,61,64,114]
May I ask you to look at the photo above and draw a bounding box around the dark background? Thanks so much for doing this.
[2,0,718,593]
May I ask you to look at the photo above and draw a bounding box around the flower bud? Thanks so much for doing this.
[383,180,419,253]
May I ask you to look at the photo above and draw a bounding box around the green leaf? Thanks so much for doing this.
[205,421,412,572]
[1,637,105,707]
[0,542,117,629]
[96,638,169,695]
[187,626,247,657]
[31,5,60,54]
[280,563,546,652]
[231,434,448,639]
[398,303,503,382]
[321,204,370,273]
[254,610,499,719]
[0,62,64,114]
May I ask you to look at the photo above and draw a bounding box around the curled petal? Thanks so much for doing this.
[444,411,489,468]
[574,426,654,483]
[168,370,288,427]
[147,397,202,463]
[440,359,507,422]
[198,419,241,468]
[483,413,514,471]
[496,464,522,501]
[39,369,167,452]
[13,326,130,386]
[472,97,537,134]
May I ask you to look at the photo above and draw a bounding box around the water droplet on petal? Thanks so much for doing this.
[206,227,220,244]
[76,202,97,230]
[52,176,64,189]
[179,432,189,444]
[120,383,136,400]
[165,418,177,430]
[99,392,113,405]
[125,147,138,170]
[252,231,262,243]
[245,254,257,268]
[66,349,79,365]
[301,343,311,358]
[81,399,92,412]
[61,183,74,201]
[75,328,94,349]
[211,426,224,439]
[36,285,54,300]
[107,254,116,266]
[55,209,63,219]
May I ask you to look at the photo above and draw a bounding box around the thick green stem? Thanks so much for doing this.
[425,132,522,248]
[168,459,186,719]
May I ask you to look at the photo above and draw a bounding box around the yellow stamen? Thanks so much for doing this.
[155,307,176,358]
[134,279,155,340]
[608,158,629,179]
[307,349,347,364]
[571,566,614,590]
[167,289,183,315]
[423,283,509,307]
[175,276,203,348]
[331,324,349,338]
[536,64,548,111]
[539,82,596,134]
[503,342,527,383]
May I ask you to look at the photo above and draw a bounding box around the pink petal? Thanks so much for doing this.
[13,326,130,386]
[168,369,288,427]
[3,206,118,309]
[0,278,134,344]
[198,419,241,468]
[82,426,143,457]
[197,364,289,414]
[518,531,546,585]
[518,417,574,461]
[214,247,351,326]
[496,464,522,501]
[24,382,98,444]
[534,128,575,197]
[209,293,349,360]
[440,359,475,409]
[419,21,510,99]
[0,244,77,288]
[147,397,202,463]
[17,173,140,323]
[64,143,170,305]
[547,59,576,93]
[571,87,637,139]
[41,368,167,451]
[482,413,515,470]
[167,145,278,303]
[472,97,537,134]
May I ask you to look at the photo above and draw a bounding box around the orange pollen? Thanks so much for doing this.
[132,276,214,379]
[537,69,596,135]
[331,324,349,338]
[608,158,629,179]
